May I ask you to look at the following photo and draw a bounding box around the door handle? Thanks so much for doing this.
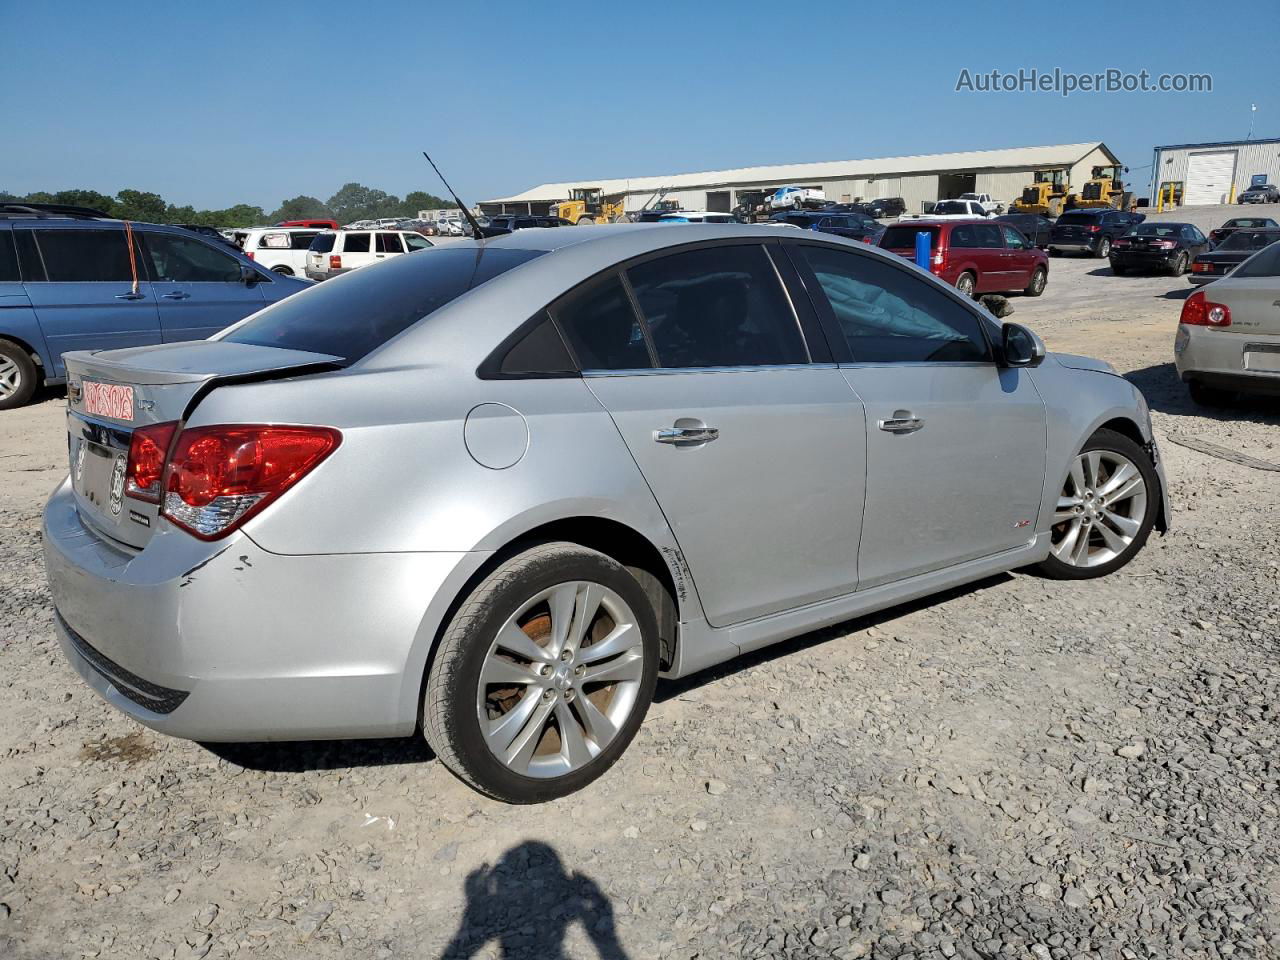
[655,426,719,445]
[878,415,924,434]
[114,292,144,300]
[161,291,190,300]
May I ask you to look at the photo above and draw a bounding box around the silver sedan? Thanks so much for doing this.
[43,225,1170,802]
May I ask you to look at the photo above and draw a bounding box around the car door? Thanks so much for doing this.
[376,232,405,262]
[555,241,868,627]
[1000,225,1036,286]
[1183,225,1209,258]
[341,231,374,270]
[971,222,1013,290]
[140,230,268,342]
[788,242,1047,588]
[19,226,161,377]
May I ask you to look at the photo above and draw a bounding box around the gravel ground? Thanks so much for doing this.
[2,204,1278,960]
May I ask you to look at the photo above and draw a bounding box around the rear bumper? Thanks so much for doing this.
[1175,325,1280,396]
[1187,273,1221,286]
[1049,240,1098,253]
[1110,251,1178,269]
[43,479,480,741]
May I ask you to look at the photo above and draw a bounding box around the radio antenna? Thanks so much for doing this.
[422,151,486,240]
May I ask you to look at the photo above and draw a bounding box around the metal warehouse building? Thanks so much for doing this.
[481,141,1120,217]
[1151,137,1280,206]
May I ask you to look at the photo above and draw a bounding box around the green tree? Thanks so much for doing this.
[269,195,333,223]
[326,182,396,223]
[402,190,452,216]
[114,189,168,222]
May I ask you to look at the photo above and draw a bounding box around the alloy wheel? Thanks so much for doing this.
[0,356,20,400]
[476,581,645,779]
[1050,449,1148,568]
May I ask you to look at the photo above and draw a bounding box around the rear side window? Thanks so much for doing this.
[343,233,371,253]
[309,233,336,253]
[797,244,990,364]
[223,247,544,362]
[32,229,137,282]
[552,274,652,371]
[483,312,576,378]
[626,244,807,368]
[143,232,241,283]
[0,231,17,282]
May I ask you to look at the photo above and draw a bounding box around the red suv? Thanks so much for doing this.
[879,219,1049,298]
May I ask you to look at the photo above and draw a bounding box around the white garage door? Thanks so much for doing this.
[1185,151,1237,205]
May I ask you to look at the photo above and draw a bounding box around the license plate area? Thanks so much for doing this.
[68,414,131,520]
[81,380,135,421]
[1244,344,1280,372]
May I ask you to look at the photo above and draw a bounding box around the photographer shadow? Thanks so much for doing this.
[440,840,630,960]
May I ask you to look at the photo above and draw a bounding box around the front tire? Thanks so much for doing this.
[1037,429,1157,580]
[271,265,294,276]
[1096,237,1111,258]
[423,543,660,803]
[0,339,37,411]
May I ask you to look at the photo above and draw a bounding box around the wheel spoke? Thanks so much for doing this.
[480,655,541,687]
[555,701,593,766]
[1083,451,1102,490]
[1098,462,1137,498]
[494,620,554,664]
[573,693,618,746]
[565,582,604,656]
[486,688,546,755]
[1095,518,1128,554]
[580,649,644,686]
[1054,494,1082,524]
[498,696,556,771]
[1068,457,1087,496]
[1070,524,1092,565]
[1103,509,1141,537]
[547,583,579,656]
[578,621,639,665]
[1104,474,1144,506]
[1052,518,1082,560]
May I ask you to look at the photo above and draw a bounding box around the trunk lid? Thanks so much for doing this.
[64,340,340,549]
[1209,277,1280,337]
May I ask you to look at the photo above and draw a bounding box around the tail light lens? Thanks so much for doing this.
[1113,237,1131,247]
[1191,262,1209,272]
[1180,290,1232,327]
[125,421,178,503]
[1153,239,1178,250]
[246,251,255,260]
[1088,225,1101,233]
[161,425,341,540]
[329,255,342,270]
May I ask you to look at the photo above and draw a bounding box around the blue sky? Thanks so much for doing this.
[0,0,1270,209]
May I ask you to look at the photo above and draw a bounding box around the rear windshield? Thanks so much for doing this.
[223,247,544,362]
[1225,218,1270,228]
[880,225,939,249]
[1127,224,1180,237]
[308,233,336,253]
[1056,213,1098,226]
[1218,231,1280,251]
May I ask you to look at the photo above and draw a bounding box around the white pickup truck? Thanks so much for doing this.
[767,185,826,211]
[959,192,1004,214]
[898,198,998,222]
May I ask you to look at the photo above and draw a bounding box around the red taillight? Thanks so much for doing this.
[1087,225,1101,233]
[1180,290,1231,327]
[125,421,178,503]
[246,251,254,260]
[161,425,341,540]
[1153,239,1178,250]
[1191,261,1209,272]
[1113,237,1131,247]
[329,255,342,269]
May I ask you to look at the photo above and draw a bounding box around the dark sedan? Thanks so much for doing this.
[1208,216,1278,246]
[1239,183,1279,204]
[1109,222,1209,276]
[770,210,883,243]
[995,213,1054,249]
[1189,227,1280,284]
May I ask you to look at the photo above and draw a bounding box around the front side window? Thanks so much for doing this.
[626,244,807,368]
[404,234,432,251]
[551,274,651,371]
[797,244,990,364]
[1001,226,1028,249]
[143,232,241,282]
[32,229,137,282]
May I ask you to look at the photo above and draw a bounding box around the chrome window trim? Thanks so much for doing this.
[582,363,837,377]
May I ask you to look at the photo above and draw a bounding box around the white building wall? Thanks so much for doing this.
[1154,141,1280,202]
[975,170,1035,207]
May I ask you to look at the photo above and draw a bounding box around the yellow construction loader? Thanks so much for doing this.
[1068,165,1131,210]
[1011,170,1069,216]
[551,187,627,225]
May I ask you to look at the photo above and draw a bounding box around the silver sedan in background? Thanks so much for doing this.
[43,225,1169,802]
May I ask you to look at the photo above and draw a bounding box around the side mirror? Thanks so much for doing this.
[239,263,260,286]
[1001,322,1046,368]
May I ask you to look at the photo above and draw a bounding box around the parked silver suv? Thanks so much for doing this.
[43,225,1169,802]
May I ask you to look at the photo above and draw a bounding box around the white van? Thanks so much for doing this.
[305,229,435,280]
[231,227,325,277]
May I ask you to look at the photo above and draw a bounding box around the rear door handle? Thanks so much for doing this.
[114,292,145,300]
[878,415,924,434]
[655,426,719,445]
[161,291,190,300]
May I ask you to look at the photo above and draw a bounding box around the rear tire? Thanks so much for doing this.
[1036,428,1158,580]
[1023,267,1047,297]
[1170,252,1189,276]
[423,542,660,803]
[0,339,38,411]
[955,271,977,298]
[271,265,294,276]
